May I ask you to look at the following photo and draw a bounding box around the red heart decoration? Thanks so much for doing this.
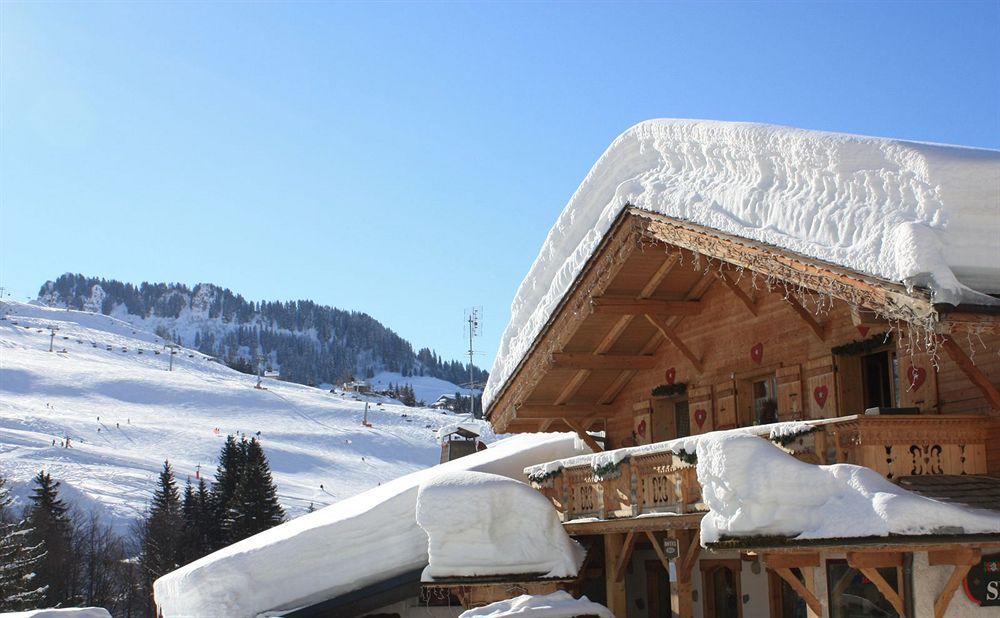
[665,368,676,384]
[813,385,828,408]
[856,325,870,338]
[636,419,647,437]
[694,408,708,428]
[907,365,926,391]
[750,343,764,364]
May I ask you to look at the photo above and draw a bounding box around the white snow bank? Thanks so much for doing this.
[417,471,584,579]
[0,609,112,618]
[698,433,1000,543]
[459,591,612,618]
[484,119,1000,411]
[153,432,592,618]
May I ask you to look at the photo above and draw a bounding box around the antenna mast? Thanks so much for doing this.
[465,307,482,419]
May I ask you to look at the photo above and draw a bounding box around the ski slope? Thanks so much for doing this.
[0,301,488,530]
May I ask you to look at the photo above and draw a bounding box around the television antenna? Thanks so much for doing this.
[464,307,482,419]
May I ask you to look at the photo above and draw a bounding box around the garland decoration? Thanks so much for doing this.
[652,382,688,397]
[527,467,562,484]
[674,449,697,466]
[831,332,893,356]
[592,457,628,480]
[769,425,819,447]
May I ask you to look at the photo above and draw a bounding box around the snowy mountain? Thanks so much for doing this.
[0,300,493,531]
[38,274,487,397]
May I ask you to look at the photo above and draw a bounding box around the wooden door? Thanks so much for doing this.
[645,560,671,618]
[701,559,742,618]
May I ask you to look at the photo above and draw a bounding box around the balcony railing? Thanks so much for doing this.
[529,414,992,523]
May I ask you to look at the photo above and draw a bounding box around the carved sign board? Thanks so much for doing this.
[964,553,1000,607]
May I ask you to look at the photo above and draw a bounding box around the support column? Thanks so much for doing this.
[672,529,698,618]
[604,533,627,617]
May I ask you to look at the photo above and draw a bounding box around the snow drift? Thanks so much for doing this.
[1,610,112,618]
[458,591,612,618]
[697,433,1000,543]
[484,119,1000,411]
[153,433,591,618]
[416,471,584,579]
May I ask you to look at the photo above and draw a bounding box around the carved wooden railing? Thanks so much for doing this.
[530,414,991,523]
[819,414,990,479]
[530,451,703,522]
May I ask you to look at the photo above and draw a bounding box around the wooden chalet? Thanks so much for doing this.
[484,207,1000,618]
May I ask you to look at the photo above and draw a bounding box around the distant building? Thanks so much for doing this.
[430,393,457,410]
[342,380,371,394]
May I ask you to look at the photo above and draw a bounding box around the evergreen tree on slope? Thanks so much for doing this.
[209,435,246,548]
[0,474,45,611]
[230,438,284,542]
[140,460,183,604]
[24,471,75,606]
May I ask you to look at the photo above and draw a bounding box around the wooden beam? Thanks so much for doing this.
[644,314,704,372]
[680,530,702,577]
[785,295,827,341]
[763,552,821,569]
[613,530,638,582]
[928,547,980,566]
[939,334,1000,411]
[515,404,612,419]
[773,567,822,616]
[553,369,592,406]
[645,531,673,575]
[599,370,638,404]
[859,567,905,617]
[935,564,973,618]
[562,417,602,453]
[593,297,703,316]
[550,353,657,371]
[716,270,758,315]
[562,512,704,535]
[847,551,904,569]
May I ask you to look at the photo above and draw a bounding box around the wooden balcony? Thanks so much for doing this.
[530,414,993,523]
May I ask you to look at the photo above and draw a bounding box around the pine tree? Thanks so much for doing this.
[0,474,46,611]
[24,471,75,606]
[140,460,183,605]
[229,438,284,542]
[209,436,246,548]
[180,477,212,563]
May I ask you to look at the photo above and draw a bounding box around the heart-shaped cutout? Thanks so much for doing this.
[813,385,828,408]
[694,408,708,428]
[750,342,764,364]
[665,368,676,384]
[636,419,647,437]
[907,365,926,391]
[856,325,871,338]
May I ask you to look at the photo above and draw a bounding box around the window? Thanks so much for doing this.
[768,569,807,618]
[861,351,899,410]
[702,560,742,618]
[752,376,778,425]
[675,400,690,439]
[826,560,902,618]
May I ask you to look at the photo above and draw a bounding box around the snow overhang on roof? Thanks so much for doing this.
[484,119,1000,413]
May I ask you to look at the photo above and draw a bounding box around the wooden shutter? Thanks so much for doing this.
[896,348,938,413]
[651,398,677,443]
[713,381,737,430]
[775,364,803,421]
[804,355,838,419]
[835,353,865,417]
[688,385,714,434]
[633,400,652,445]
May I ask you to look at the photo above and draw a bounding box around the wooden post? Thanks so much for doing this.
[672,529,698,618]
[603,533,627,617]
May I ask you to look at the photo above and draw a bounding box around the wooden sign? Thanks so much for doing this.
[964,553,1000,606]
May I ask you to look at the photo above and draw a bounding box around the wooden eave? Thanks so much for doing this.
[709,534,1000,554]
[486,207,1000,434]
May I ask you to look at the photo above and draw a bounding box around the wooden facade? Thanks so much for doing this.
[487,209,1000,617]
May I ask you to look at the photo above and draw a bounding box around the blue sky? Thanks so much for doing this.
[2,2,997,368]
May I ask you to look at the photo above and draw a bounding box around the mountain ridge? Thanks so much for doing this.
[38,274,487,395]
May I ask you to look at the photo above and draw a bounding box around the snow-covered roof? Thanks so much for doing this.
[459,591,612,618]
[484,119,1000,412]
[153,432,591,618]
